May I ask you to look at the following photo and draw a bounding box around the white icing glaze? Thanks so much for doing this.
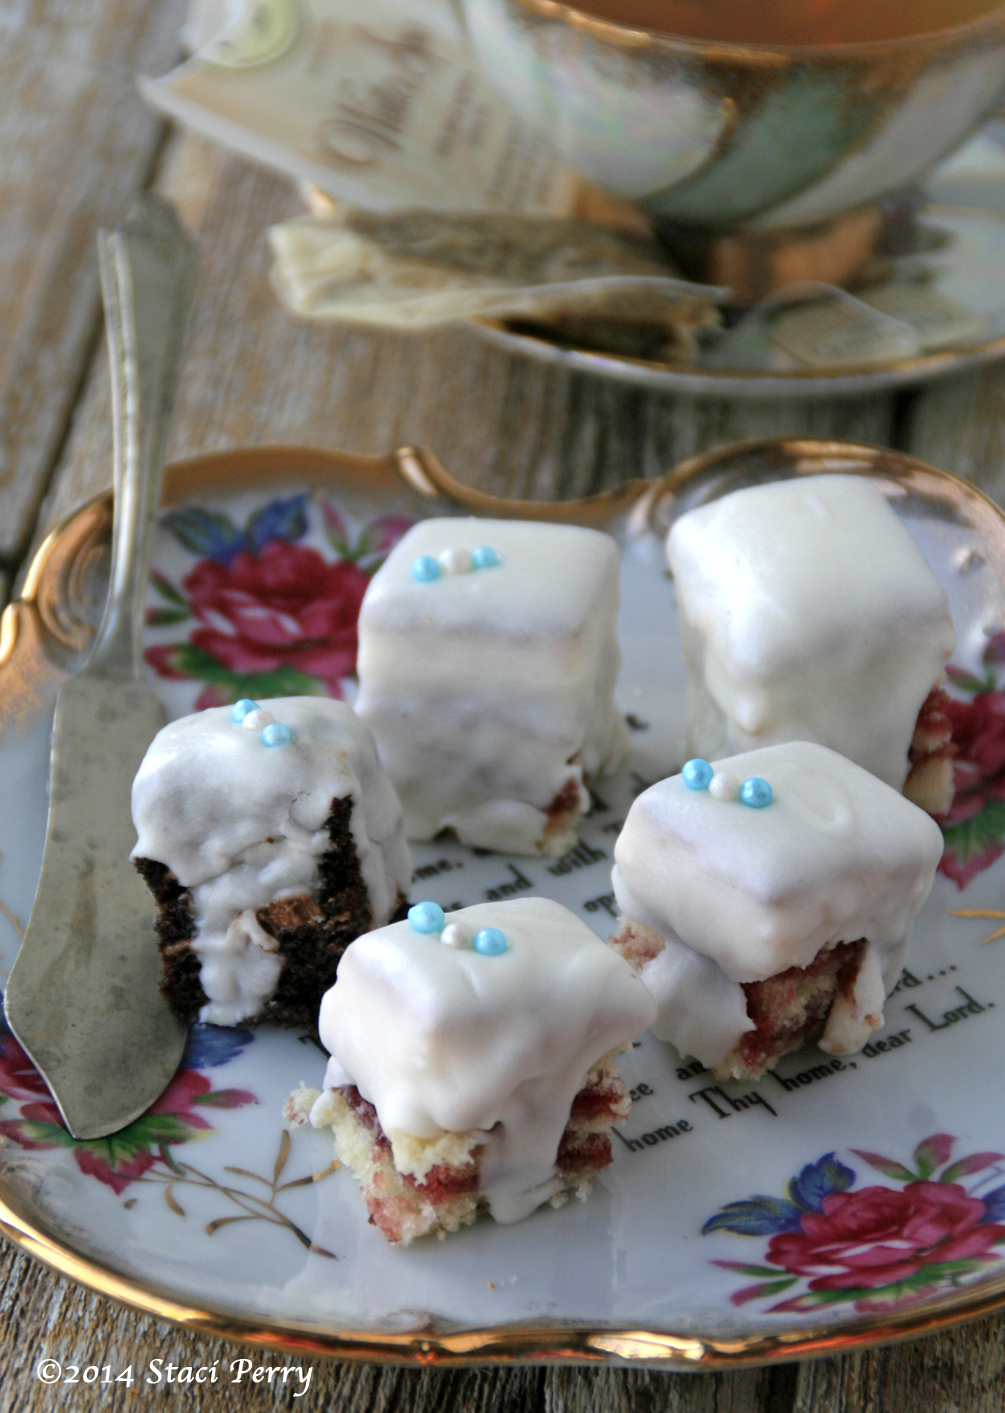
[317,897,656,1225]
[640,937,755,1068]
[131,697,412,1026]
[667,475,956,790]
[197,909,284,1022]
[820,942,886,1056]
[612,742,944,1060]
[355,518,627,856]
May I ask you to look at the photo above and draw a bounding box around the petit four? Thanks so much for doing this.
[666,474,956,810]
[131,697,411,1028]
[355,517,628,856]
[610,742,944,1080]
[301,897,656,1244]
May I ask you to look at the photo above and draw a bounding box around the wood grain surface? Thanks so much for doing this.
[906,367,1005,508]
[0,0,184,566]
[4,4,1005,1407]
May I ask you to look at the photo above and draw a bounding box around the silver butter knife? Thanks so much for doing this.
[4,195,197,1139]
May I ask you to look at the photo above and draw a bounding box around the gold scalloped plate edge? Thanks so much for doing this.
[6,1174,1005,1369]
[4,437,1005,1367]
[640,436,1005,523]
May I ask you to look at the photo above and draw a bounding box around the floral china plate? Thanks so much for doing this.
[3,439,1005,1367]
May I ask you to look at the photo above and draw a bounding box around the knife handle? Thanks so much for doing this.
[90,195,198,676]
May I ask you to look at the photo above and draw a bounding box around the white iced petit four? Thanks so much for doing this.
[355,517,627,856]
[308,897,655,1242]
[666,474,955,792]
[611,741,944,1077]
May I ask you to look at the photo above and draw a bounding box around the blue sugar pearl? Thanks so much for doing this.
[262,722,294,749]
[231,698,259,723]
[682,758,713,791]
[740,776,773,809]
[408,900,445,934]
[471,545,501,570]
[412,555,441,582]
[474,927,508,956]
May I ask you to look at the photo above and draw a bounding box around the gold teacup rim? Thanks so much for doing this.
[503,0,1005,62]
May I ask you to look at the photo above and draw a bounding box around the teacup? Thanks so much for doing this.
[461,0,1005,231]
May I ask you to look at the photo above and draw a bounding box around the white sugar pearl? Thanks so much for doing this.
[241,708,276,731]
[438,546,473,575]
[440,922,472,949]
[709,771,740,802]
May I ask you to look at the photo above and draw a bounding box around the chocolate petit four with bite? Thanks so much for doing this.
[131,696,411,1028]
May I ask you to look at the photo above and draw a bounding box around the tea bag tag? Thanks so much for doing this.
[860,282,985,352]
[703,281,921,371]
[768,291,920,367]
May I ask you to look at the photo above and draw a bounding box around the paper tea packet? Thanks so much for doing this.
[143,0,583,214]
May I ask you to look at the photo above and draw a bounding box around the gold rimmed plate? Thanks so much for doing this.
[3,440,1005,1366]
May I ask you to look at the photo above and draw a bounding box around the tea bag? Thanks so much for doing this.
[268,207,723,356]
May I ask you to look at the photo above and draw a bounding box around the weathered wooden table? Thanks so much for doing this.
[3,3,1005,1408]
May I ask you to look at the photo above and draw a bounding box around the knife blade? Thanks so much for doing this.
[4,194,197,1139]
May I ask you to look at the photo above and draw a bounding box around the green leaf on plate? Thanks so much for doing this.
[158,644,326,701]
[940,1152,1005,1184]
[146,607,190,628]
[712,1261,789,1278]
[149,571,188,606]
[942,799,1005,864]
[849,1150,917,1182]
[913,1134,955,1179]
[731,1277,798,1306]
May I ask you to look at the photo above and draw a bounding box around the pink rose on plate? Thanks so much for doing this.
[938,688,1005,886]
[183,540,368,695]
[766,1181,1005,1291]
[147,496,414,707]
[705,1134,1005,1314]
[0,1030,53,1107]
[944,690,1005,795]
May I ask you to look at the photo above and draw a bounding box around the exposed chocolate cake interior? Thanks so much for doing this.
[136,796,407,1029]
